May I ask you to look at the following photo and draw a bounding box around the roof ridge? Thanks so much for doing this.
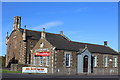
[20,28,41,33]
[20,28,60,35]
[70,40,107,47]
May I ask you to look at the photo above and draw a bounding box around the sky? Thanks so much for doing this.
[2,2,118,56]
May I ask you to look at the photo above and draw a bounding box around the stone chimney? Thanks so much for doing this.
[13,16,21,30]
[23,25,26,41]
[41,28,46,39]
[104,41,107,46]
[60,31,63,35]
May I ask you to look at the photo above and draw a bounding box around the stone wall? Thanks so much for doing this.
[10,64,28,71]
[93,68,118,75]
[54,50,77,75]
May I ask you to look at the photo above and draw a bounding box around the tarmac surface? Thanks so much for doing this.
[1,73,120,80]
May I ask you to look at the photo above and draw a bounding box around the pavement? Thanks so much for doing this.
[1,73,120,80]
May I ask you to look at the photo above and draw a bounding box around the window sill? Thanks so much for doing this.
[66,66,71,68]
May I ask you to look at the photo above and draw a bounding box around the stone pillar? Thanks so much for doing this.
[22,41,27,64]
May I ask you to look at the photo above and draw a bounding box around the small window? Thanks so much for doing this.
[104,56,108,67]
[30,42,34,47]
[113,56,117,67]
[46,56,50,66]
[40,56,43,66]
[93,56,97,67]
[66,54,71,67]
[40,43,44,48]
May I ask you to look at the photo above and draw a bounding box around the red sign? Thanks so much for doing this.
[34,52,50,56]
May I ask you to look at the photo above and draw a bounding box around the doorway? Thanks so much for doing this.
[83,55,88,72]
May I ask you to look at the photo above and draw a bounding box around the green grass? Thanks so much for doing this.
[0,69,21,73]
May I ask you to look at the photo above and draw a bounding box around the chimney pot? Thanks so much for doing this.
[60,31,63,35]
[41,28,46,38]
[42,28,45,32]
[24,25,26,28]
[104,41,107,46]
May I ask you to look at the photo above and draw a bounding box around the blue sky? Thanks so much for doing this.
[2,2,118,56]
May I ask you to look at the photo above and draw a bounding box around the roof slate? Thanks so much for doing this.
[19,28,118,54]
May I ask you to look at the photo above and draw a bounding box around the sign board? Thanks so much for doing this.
[22,67,47,73]
[35,48,49,52]
[34,52,50,56]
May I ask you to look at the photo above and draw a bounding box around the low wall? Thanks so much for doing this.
[10,64,28,71]
[93,68,118,75]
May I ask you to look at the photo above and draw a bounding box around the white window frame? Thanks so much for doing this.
[65,53,71,67]
[39,56,43,66]
[93,56,97,67]
[46,56,50,66]
[104,56,108,67]
[34,56,36,65]
[113,56,117,67]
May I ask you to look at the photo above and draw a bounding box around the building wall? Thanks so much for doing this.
[92,53,118,75]
[118,53,120,75]
[6,30,119,75]
[31,38,55,74]
[6,29,24,67]
[54,50,77,75]
[26,39,38,64]
[31,37,78,75]
[30,37,119,75]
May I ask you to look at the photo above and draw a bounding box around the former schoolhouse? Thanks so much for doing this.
[5,16,119,75]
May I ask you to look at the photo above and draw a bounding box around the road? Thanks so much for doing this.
[1,73,120,80]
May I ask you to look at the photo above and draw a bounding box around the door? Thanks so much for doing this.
[83,55,88,72]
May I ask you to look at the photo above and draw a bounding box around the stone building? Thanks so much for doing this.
[5,16,119,75]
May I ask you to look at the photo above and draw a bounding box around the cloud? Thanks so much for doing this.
[33,21,64,30]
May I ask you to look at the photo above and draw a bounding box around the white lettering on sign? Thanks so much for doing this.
[22,67,47,73]
[35,48,49,52]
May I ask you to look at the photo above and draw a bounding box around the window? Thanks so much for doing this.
[66,54,71,67]
[40,43,44,48]
[93,56,97,67]
[40,56,43,66]
[104,56,108,67]
[113,56,117,67]
[30,42,34,47]
[34,56,36,65]
[46,56,50,66]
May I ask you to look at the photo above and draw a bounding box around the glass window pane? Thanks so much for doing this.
[46,56,49,66]
[34,56,36,65]
[113,57,117,67]
[40,56,43,66]
[66,54,70,67]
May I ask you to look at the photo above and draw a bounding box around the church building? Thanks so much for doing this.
[5,16,119,75]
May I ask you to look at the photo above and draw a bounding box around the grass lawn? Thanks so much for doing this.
[0,69,21,73]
